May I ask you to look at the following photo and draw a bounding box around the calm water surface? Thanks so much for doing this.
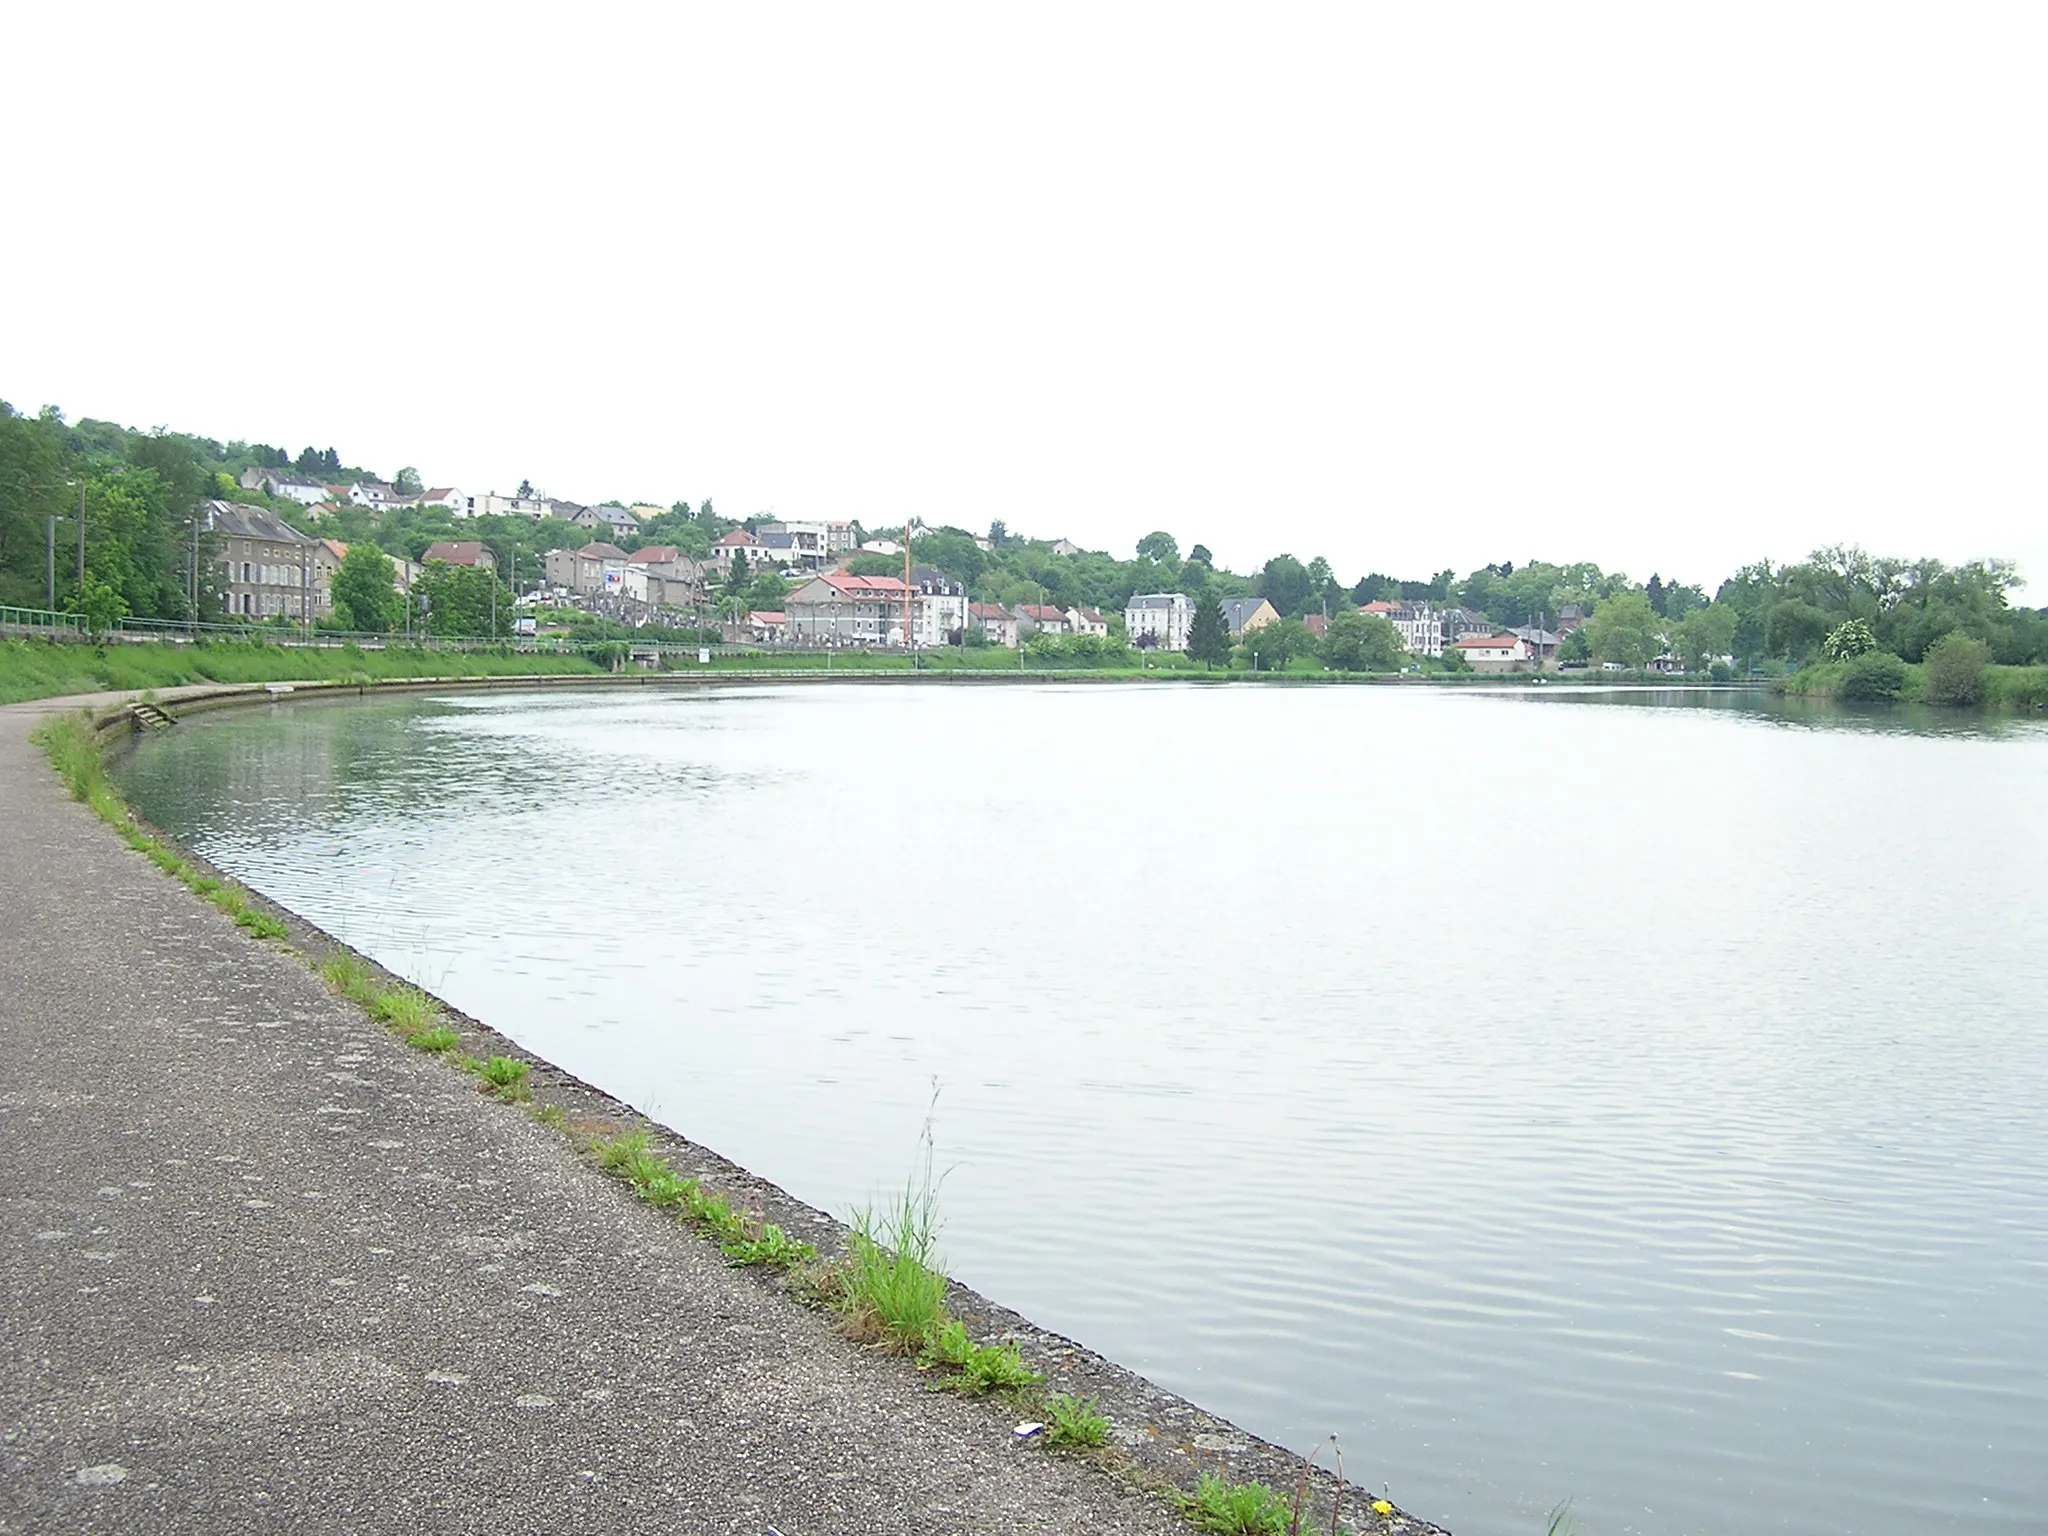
[115,683,2048,1536]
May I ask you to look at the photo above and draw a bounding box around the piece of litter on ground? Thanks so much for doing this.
[1014,1422,1045,1438]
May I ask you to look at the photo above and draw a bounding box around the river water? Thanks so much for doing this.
[113,682,2048,1536]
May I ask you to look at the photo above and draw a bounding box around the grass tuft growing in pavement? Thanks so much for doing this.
[919,1319,1043,1394]
[476,1055,532,1102]
[585,1131,817,1271]
[1179,1473,1291,1536]
[1043,1392,1111,1447]
[410,1024,461,1054]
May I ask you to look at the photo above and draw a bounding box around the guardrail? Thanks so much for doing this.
[0,605,88,637]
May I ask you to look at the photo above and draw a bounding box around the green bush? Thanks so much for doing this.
[1836,650,1908,701]
[1921,632,1989,706]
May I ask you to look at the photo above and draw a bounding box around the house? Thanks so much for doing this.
[968,601,1019,647]
[466,491,553,520]
[1219,597,1280,638]
[245,473,330,506]
[1014,603,1068,637]
[1048,538,1082,557]
[1065,606,1109,637]
[757,521,835,565]
[908,565,968,647]
[324,538,423,596]
[1388,602,1444,658]
[622,547,703,608]
[1449,633,1533,672]
[417,487,465,515]
[745,611,788,644]
[1439,607,1493,645]
[857,538,903,557]
[783,570,914,646]
[346,481,397,509]
[1125,591,1192,651]
[711,528,768,576]
[422,541,498,572]
[205,500,330,620]
[544,541,629,595]
[756,530,804,571]
[1507,625,1561,668]
[572,504,641,537]
[1556,605,1589,635]
[1304,613,1329,637]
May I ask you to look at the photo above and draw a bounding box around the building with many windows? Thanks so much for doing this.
[1124,591,1192,650]
[206,500,331,620]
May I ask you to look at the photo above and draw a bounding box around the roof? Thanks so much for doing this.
[822,571,909,595]
[1451,633,1525,649]
[715,529,762,547]
[968,601,1012,620]
[1070,607,1105,623]
[592,505,638,523]
[748,611,787,624]
[203,500,317,546]
[422,541,491,565]
[321,539,349,559]
[575,542,630,561]
[1016,604,1065,621]
[1219,598,1273,624]
[1360,600,1399,614]
[628,545,683,565]
[422,487,457,500]
[1127,592,1187,609]
[1509,626,1561,645]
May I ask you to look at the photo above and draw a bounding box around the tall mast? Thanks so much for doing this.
[903,519,914,654]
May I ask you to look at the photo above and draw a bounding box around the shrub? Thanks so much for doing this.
[1044,1392,1110,1447]
[1836,649,1908,701]
[1823,618,1878,661]
[1180,1473,1290,1535]
[1921,632,1989,706]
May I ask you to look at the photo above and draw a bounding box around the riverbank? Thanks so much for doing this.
[2,633,1766,707]
[1776,655,2048,710]
[2,686,1447,1536]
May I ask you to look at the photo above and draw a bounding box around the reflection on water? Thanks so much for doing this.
[116,683,2048,1536]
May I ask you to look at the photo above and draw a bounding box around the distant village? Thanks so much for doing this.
[206,470,1582,672]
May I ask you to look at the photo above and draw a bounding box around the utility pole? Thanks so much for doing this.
[76,480,86,590]
[902,520,914,662]
[46,517,55,609]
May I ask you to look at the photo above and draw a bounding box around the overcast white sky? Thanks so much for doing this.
[5,3,2043,595]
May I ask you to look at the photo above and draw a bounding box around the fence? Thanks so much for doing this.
[0,606,87,638]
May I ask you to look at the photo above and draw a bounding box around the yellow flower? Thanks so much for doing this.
[1372,1500,1395,1517]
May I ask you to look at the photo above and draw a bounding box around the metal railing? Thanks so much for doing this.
[0,606,87,637]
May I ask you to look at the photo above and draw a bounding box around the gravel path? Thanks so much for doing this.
[0,692,1189,1536]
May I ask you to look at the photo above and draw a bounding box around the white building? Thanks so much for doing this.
[909,565,967,646]
[346,481,397,509]
[1065,606,1109,637]
[418,486,466,515]
[1449,634,1532,672]
[1124,591,1192,651]
[466,491,553,520]
[1390,602,1444,658]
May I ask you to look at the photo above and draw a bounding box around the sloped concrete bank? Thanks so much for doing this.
[2,683,1452,1536]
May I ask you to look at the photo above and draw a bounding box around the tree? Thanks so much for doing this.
[517,479,534,498]
[1822,618,1878,661]
[1645,573,1667,616]
[1241,617,1314,670]
[392,466,423,496]
[1584,592,1663,669]
[415,562,511,637]
[1257,555,1312,617]
[332,543,400,631]
[65,570,129,635]
[1136,531,1179,564]
[1187,590,1230,667]
[1321,608,1404,672]
[725,548,750,594]
[1671,603,1738,673]
[1921,632,1989,705]
[988,519,1007,547]
[1189,544,1213,566]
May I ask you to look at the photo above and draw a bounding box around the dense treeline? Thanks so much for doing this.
[6,401,2043,673]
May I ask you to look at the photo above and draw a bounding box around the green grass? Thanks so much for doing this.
[409,1024,461,1053]
[586,1131,817,1270]
[1179,1474,1291,1536]
[318,950,379,1006]
[918,1319,1043,1394]
[1043,1392,1111,1447]
[33,712,293,942]
[476,1055,532,1101]
[1779,656,2048,711]
[2,637,606,707]
[840,1149,951,1353]
[369,985,440,1037]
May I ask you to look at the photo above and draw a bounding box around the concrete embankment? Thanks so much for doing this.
[0,684,1448,1536]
